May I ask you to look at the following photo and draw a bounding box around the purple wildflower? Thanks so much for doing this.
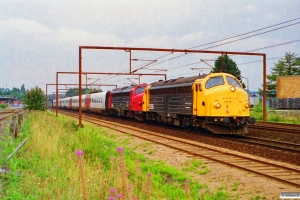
[184,179,190,196]
[75,150,84,157]
[108,196,115,200]
[110,187,116,194]
[117,194,122,199]
[147,173,152,177]
[116,147,123,153]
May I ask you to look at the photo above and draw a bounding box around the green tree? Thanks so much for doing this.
[212,55,245,88]
[23,86,46,111]
[265,52,300,97]
[21,84,26,94]
[65,87,91,97]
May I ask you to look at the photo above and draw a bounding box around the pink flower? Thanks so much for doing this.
[110,187,116,194]
[108,196,115,200]
[117,194,122,199]
[184,179,190,196]
[75,150,84,157]
[116,147,123,153]
[147,173,152,177]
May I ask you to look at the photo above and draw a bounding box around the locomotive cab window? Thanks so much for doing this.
[226,76,242,88]
[135,86,146,94]
[205,76,224,89]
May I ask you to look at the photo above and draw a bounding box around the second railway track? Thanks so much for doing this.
[217,135,300,153]
[55,110,300,188]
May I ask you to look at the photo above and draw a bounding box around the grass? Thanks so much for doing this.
[250,101,300,124]
[0,111,232,199]
[182,160,211,175]
[231,182,240,191]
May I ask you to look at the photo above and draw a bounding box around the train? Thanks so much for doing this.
[53,72,255,134]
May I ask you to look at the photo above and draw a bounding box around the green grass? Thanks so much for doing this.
[251,102,300,124]
[0,111,230,199]
[232,182,240,191]
[182,159,211,175]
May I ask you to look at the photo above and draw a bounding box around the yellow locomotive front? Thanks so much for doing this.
[193,73,255,134]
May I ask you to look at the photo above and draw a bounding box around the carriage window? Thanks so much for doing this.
[135,86,146,94]
[226,76,242,88]
[205,76,224,89]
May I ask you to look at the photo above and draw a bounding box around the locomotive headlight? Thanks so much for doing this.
[244,102,250,109]
[230,86,236,92]
[213,102,221,108]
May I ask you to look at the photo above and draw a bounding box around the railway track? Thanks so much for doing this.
[219,135,300,153]
[255,121,300,129]
[56,110,300,187]
[249,123,300,134]
[0,110,20,121]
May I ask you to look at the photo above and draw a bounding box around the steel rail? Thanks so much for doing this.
[249,124,300,134]
[254,121,300,129]
[218,135,300,153]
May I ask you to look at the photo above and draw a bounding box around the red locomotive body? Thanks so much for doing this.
[130,84,148,112]
[109,83,148,120]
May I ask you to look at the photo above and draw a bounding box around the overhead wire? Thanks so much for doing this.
[134,39,300,84]
[101,17,300,85]
[141,21,300,70]
[201,21,300,50]
[238,51,300,66]
[188,17,300,49]
[131,17,300,72]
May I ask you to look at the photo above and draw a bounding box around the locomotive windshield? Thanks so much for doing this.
[226,76,242,88]
[135,86,146,94]
[205,76,224,89]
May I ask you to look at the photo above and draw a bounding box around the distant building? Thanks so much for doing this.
[248,91,260,107]
[277,76,300,98]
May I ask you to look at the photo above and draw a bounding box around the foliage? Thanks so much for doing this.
[65,87,92,97]
[212,55,245,88]
[0,84,26,101]
[23,86,46,111]
[0,104,6,108]
[89,88,103,94]
[264,52,300,97]
[250,102,300,124]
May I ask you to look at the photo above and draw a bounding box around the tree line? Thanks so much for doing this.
[0,84,26,101]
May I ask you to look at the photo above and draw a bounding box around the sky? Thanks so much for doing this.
[0,0,299,95]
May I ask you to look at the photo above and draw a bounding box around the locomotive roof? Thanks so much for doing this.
[112,85,135,93]
[150,74,208,88]
[112,84,147,94]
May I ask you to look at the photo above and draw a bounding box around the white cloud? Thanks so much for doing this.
[243,5,259,12]
[0,18,52,37]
